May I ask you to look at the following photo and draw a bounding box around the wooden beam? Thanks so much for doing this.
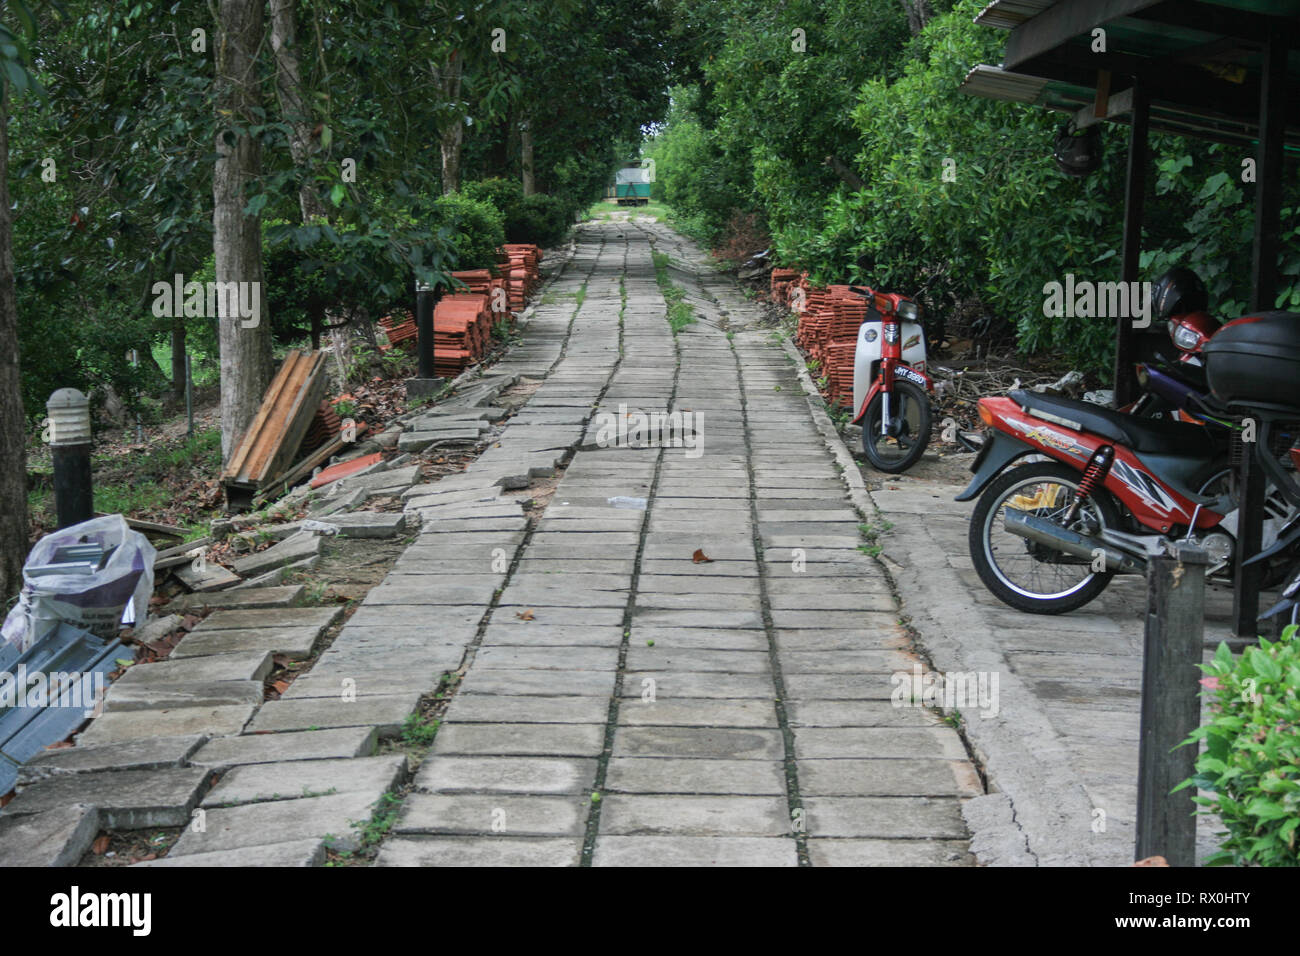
[1076,84,1132,128]
[1115,79,1149,406]
[1250,35,1288,313]
[1094,69,1112,118]
[1003,0,1164,70]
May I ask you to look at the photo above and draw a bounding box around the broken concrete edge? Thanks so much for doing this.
[880,504,1111,867]
[961,792,1037,867]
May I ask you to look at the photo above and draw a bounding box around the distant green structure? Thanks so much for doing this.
[608,161,651,206]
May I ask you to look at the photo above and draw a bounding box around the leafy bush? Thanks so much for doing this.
[462,178,572,246]
[1178,627,1300,866]
[515,194,572,247]
[428,193,506,270]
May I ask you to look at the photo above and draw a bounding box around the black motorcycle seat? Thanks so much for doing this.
[1009,390,1216,457]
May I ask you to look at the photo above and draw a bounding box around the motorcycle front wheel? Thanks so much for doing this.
[970,461,1121,614]
[862,379,932,473]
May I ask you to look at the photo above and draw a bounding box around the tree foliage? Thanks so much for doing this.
[649,0,1300,373]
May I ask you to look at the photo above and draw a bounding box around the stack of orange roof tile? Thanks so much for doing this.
[379,310,418,351]
[501,244,542,312]
[452,268,513,327]
[432,293,492,377]
[301,399,341,453]
[795,284,870,408]
[770,268,801,304]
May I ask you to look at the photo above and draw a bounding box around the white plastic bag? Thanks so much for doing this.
[1,514,156,653]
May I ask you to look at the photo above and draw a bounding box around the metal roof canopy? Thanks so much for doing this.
[962,0,1298,642]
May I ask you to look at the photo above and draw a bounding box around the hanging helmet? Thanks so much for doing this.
[1150,267,1209,320]
[1053,122,1102,177]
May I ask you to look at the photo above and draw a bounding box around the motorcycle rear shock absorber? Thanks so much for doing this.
[1063,445,1115,525]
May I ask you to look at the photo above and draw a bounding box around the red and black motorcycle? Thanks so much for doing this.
[959,307,1300,615]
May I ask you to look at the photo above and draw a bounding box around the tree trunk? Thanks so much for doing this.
[214,0,273,464]
[269,0,326,222]
[900,0,934,35]
[0,77,28,599]
[170,316,186,398]
[520,117,535,195]
[439,50,463,195]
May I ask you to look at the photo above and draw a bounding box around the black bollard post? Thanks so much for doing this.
[405,278,442,400]
[416,282,436,381]
[46,388,94,529]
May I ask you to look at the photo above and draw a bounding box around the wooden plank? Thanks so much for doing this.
[251,423,370,508]
[222,349,302,481]
[241,350,309,482]
[221,350,329,491]
[262,352,329,482]
[1136,543,1207,867]
[155,536,213,560]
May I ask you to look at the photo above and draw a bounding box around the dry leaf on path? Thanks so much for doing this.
[516,609,536,621]
[692,549,713,564]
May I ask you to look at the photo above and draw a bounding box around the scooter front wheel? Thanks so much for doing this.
[862,379,932,473]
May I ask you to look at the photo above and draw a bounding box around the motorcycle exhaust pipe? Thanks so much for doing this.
[1003,511,1146,575]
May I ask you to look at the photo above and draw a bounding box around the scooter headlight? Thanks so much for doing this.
[1171,321,1202,352]
[897,300,920,323]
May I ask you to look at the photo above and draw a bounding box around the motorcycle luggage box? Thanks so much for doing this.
[1203,311,1300,409]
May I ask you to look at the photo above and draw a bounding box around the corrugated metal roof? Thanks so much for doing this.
[975,0,1058,29]
[0,624,122,795]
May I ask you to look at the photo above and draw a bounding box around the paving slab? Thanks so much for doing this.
[192,606,343,633]
[414,756,597,795]
[202,755,407,807]
[432,723,606,757]
[18,734,207,782]
[598,795,790,836]
[244,693,420,736]
[801,796,968,839]
[394,793,588,836]
[111,650,274,686]
[807,838,973,866]
[170,626,323,660]
[77,705,256,746]
[605,757,786,795]
[592,836,797,867]
[136,838,326,867]
[103,679,264,712]
[617,698,777,728]
[442,695,610,724]
[170,585,305,612]
[4,767,208,828]
[189,726,378,768]
[0,803,100,866]
[612,726,785,760]
[375,836,582,866]
[168,790,385,855]
[232,531,325,577]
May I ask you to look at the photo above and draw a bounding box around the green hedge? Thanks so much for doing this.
[463,178,573,247]
[1178,626,1300,866]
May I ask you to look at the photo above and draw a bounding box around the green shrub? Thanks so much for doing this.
[515,194,572,247]
[462,178,572,246]
[1177,626,1300,866]
[428,193,505,270]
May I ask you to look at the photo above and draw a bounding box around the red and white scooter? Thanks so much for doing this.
[850,286,934,473]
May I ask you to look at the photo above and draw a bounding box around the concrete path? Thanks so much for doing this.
[376,221,979,866]
[872,468,1230,866]
[0,221,981,867]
